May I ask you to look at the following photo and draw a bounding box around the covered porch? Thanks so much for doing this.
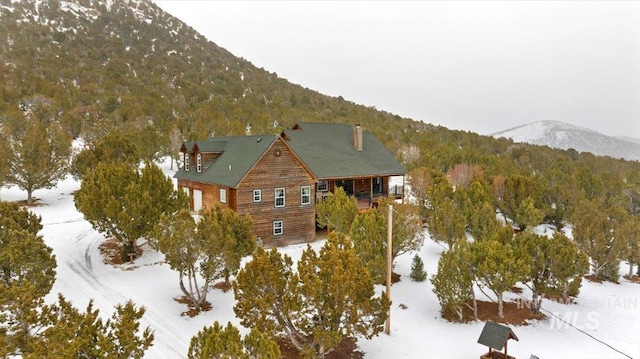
[315,176,404,210]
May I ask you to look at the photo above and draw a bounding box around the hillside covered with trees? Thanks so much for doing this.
[1,1,640,357]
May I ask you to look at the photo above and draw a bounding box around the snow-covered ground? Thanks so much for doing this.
[2,161,638,359]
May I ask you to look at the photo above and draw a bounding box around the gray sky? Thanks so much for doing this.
[152,1,640,139]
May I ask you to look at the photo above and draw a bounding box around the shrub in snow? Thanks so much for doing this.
[410,254,427,282]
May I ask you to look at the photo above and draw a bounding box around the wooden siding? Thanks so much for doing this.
[202,153,221,170]
[177,179,228,212]
[236,138,316,247]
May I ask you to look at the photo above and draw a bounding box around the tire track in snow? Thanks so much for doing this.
[61,230,188,358]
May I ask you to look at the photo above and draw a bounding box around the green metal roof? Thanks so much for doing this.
[175,135,277,188]
[282,123,407,179]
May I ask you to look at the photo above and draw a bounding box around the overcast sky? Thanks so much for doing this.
[152,1,640,139]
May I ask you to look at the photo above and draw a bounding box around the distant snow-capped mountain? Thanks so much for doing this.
[492,121,640,161]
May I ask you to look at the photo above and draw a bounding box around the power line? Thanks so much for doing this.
[429,237,636,359]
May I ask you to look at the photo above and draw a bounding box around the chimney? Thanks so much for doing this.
[353,124,363,151]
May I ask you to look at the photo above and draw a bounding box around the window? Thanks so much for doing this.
[373,177,385,194]
[196,153,202,172]
[220,188,227,203]
[275,188,285,207]
[301,186,311,205]
[273,220,283,235]
[317,180,328,192]
[253,189,262,203]
[184,153,190,171]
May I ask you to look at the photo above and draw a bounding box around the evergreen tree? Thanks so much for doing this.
[546,233,589,299]
[426,196,466,249]
[0,202,56,355]
[571,199,627,282]
[71,131,140,180]
[27,295,154,359]
[315,186,358,233]
[619,216,640,278]
[4,110,71,204]
[188,322,280,359]
[431,240,476,321]
[410,254,427,282]
[422,174,466,249]
[500,174,541,224]
[517,231,588,313]
[514,196,544,232]
[467,201,500,241]
[473,226,531,318]
[151,209,223,313]
[234,233,389,358]
[75,161,187,260]
[0,136,10,191]
[349,209,387,284]
[102,300,155,359]
[202,205,256,287]
[461,181,500,240]
[376,197,425,260]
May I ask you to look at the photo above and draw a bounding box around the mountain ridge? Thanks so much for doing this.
[492,121,640,161]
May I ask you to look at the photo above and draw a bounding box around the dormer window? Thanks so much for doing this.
[184,153,190,171]
[196,153,202,172]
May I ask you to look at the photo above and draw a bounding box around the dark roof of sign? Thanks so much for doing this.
[477,321,519,351]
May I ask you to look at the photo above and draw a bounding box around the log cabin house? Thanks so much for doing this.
[175,122,407,247]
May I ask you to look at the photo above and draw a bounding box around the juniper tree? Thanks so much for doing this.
[75,161,187,260]
[151,209,224,313]
[315,186,358,233]
[514,196,544,232]
[571,199,627,282]
[619,216,640,278]
[473,226,530,318]
[500,174,541,224]
[201,205,256,287]
[546,233,589,300]
[0,202,56,355]
[234,232,389,359]
[423,175,466,249]
[4,111,71,204]
[431,239,476,321]
[376,197,425,259]
[188,322,280,359]
[27,295,154,359]
[349,208,387,284]
[516,231,588,313]
[0,137,10,191]
[462,181,499,240]
[350,199,424,284]
[71,131,140,180]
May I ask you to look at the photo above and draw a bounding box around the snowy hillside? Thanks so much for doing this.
[1,160,638,359]
[492,121,640,161]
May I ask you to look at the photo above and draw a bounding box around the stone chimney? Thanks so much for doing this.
[353,124,363,151]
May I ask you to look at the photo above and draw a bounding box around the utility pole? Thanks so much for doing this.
[385,204,392,335]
